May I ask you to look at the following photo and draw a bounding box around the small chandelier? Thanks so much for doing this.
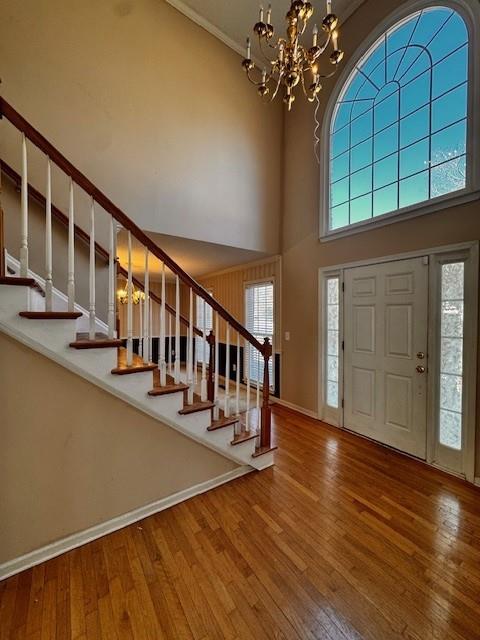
[242,1,344,110]
[117,281,145,305]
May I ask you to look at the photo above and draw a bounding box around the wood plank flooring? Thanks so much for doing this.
[2,405,480,639]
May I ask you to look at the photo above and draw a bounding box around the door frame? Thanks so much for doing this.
[318,241,479,482]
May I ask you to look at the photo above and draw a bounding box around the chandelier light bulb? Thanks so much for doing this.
[266,4,272,24]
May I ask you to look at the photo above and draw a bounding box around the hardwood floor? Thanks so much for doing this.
[1,405,480,639]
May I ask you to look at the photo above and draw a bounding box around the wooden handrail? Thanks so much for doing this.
[0,158,202,337]
[0,98,266,355]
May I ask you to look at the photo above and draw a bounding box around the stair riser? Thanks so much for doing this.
[0,285,31,321]
[69,349,118,375]
[145,393,185,419]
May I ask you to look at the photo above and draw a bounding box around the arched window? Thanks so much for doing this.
[328,6,471,233]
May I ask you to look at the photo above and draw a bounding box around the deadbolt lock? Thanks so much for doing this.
[416,365,426,374]
[417,352,425,359]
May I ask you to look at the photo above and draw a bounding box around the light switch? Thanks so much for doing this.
[284,331,290,341]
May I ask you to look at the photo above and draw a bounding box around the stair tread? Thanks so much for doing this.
[252,445,277,458]
[19,311,82,319]
[231,430,258,446]
[179,400,215,415]
[207,413,239,431]
[70,338,124,349]
[111,362,157,375]
[0,276,37,287]
[148,383,189,396]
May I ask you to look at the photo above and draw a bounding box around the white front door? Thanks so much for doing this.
[344,257,429,458]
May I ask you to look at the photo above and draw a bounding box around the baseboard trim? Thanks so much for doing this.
[0,466,251,581]
[475,477,480,487]
[271,397,318,420]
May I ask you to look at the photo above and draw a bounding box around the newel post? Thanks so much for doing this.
[260,337,272,450]
[207,330,215,403]
[0,164,5,278]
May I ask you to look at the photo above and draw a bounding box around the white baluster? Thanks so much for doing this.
[149,298,153,365]
[224,323,230,417]
[235,332,240,416]
[107,216,116,338]
[143,248,149,364]
[126,231,133,366]
[187,288,194,403]
[160,262,167,385]
[174,274,180,384]
[256,356,260,413]
[67,179,75,311]
[168,313,172,374]
[20,134,29,277]
[213,312,220,420]
[88,199,96,340]
[200,298,207,401]
[246,341,251,412]
[138,298,143,359]
[45,158,53,311]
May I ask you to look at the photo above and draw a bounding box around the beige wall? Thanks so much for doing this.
[280,0,480,466]
[0,0,282,254]
[0,331,237,564]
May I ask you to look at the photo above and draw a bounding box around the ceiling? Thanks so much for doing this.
[117,230,271,281]
[165,0,365,60]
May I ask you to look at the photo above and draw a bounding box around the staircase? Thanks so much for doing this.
[0,97,276,472]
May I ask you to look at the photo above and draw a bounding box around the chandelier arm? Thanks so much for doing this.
[270,71,285,102]
[258,36,279,65]
[246,66,275,86]
[312,34,332,59]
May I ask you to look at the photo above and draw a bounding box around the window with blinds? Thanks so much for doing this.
[195,293,213,364]
[244,281,274,387]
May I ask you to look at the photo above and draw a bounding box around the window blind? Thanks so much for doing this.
[245,281,274,386]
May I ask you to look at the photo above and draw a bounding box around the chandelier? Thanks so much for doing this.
[117,281,145,305]
[242,1,344,110]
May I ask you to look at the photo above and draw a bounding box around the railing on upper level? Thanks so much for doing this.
[0,97,273,453]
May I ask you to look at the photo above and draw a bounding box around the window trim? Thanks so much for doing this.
[320,0,480,241]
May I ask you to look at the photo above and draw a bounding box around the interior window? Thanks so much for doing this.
[329,7,469,232]
[245,281,274,387]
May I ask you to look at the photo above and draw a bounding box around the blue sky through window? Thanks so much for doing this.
[329,7,468,231]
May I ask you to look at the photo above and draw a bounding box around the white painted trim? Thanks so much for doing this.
[317,241,479,482]
[319,0,480,240]
[0,466,251,581]
[164,2,364,66]
[318,241,477,273]
[270,397,317,420]
[321,191,480,242]
[165,0,246,58]
[475,477,480,487]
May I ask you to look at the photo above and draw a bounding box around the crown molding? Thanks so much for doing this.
[165,0,367,63]
[165,0,247,58]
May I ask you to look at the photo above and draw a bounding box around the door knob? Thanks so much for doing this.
[416,365,426,373]
[417,351,425,359]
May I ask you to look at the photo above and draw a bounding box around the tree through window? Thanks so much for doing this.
[329,7,469,232]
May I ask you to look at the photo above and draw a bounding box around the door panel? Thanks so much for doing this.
[344,257,428,458]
